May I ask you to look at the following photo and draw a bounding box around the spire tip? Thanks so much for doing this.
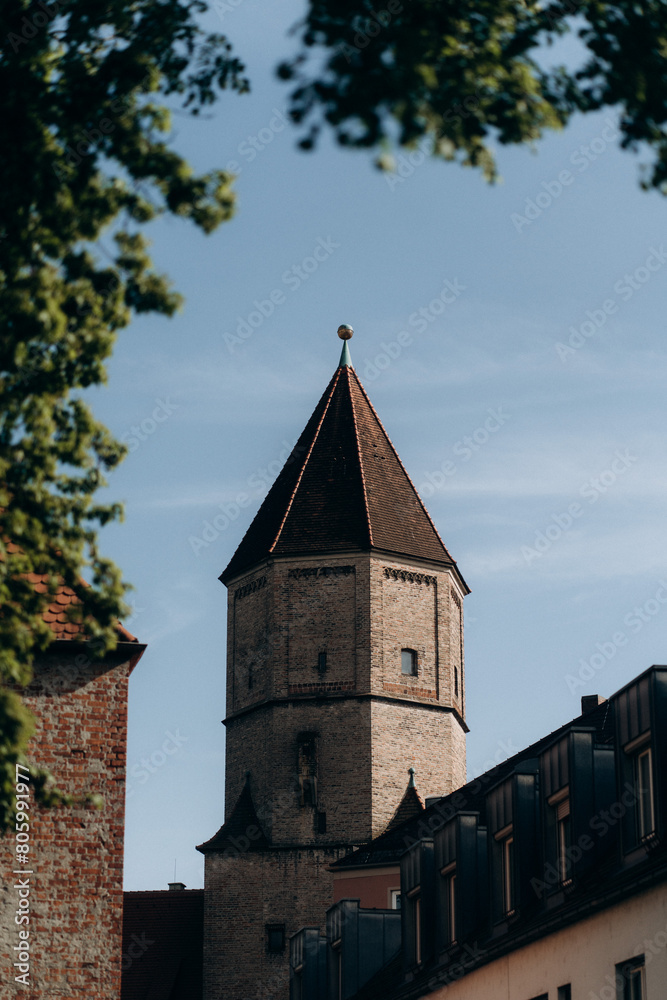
[337,324,353,367]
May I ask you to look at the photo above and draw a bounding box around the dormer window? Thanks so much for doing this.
[440,862,456,945]
[495,825,515,916]
[548,787,572,884]
[401,649,417,676]
[635,744,655,840]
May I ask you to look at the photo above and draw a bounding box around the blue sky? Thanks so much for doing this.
[90,2,667,889]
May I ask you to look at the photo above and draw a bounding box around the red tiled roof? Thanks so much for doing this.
[25,570,138,642]
[221,364,463,584]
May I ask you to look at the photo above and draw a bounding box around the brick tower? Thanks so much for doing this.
[198,330,468,1000]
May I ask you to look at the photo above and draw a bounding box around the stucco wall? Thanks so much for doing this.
[423,882,667,1000]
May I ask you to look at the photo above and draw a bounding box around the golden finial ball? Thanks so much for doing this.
[337,324,353,341]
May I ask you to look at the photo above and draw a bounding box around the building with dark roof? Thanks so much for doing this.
[291,667,667,1000]
[197,331,470,999]
[121,886,204,1000]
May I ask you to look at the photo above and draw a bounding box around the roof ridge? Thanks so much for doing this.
[268,367,343,556]
[346,367,374,547]
[350,369,454,564]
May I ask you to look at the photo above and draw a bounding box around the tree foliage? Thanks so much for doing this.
[280,0,667,189]
[3,0,667,829]
[0,0,247,828]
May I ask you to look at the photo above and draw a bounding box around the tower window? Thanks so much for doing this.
[454,666,458,696]
[265,924,285,953]
[317,651,327,672]
[401,649,417,676]
[297,733,318,807]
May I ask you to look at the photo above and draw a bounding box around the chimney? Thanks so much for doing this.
[168,881,186,891]
[581,694,606,715]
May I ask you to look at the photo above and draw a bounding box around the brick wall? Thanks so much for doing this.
[204,846,346,1000]
[224,553,466,844]
[0,645,136,1000]
[370,699,467,837]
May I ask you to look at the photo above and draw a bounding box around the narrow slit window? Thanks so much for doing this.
[317,651,327,672]
[401,648,417,675]
[297,734,318,807]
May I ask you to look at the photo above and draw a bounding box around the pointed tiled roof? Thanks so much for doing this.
[196,777,269,853]
[384,774,425,833]
[221,361,465,585]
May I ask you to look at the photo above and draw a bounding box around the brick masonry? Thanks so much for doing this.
[0,645,137,1000]
[204,846,347,1000]
[204,547,467,998]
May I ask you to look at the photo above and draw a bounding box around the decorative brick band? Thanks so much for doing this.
[287,566,355,579]
[383,568,437,586]
[383,681,437,699]
[235,576,267,600]
[288,681,355,695]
